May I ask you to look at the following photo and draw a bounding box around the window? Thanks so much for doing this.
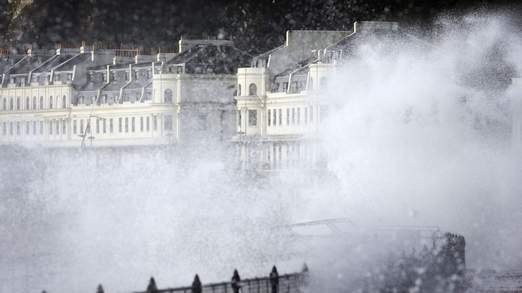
[39,121,43,135]
[118,118,122,132]
[56,120,60,135]
[96,119,100,133]
[125,117,128,132]
[39,96,43,109]
[164,115,173,131]
[80,120,84,134]
[237,84,241,96]
[286,109,290,125]
[62,95,67,108]
[278,109,282,126]
[9,122,13,135]
[49,121,53,135]
[9,98,13,110]
[131,117,135,132]
[268,109,271,126]
[103,119,106,133]
[292,108,295,125]
[146,117,150,131]
[32,97,36,109]
[73,120,77,134]
[273,109,277,127]
[248,110,257,126]
[164,89,173,104]
[49,96,53,109]
[283,82,288,92]
[25,97,30,110]
[310,106,314,122]
[25,121,30,135]
[2,98,5,111]
[2,122,5,135]
[16,98,20,110]
[297,108,301,125]
[140,117,144,132]
[62,119,66,134]
[238,111,241,127]
[153,116,157,131]
[33,121,36,135]
[248,83,257,96]
[110,118,113,133]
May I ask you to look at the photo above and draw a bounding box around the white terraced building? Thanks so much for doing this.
[233,21,404,170]
[0,39,250,148]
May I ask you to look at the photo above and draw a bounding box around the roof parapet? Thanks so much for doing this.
[178,37,234,53]
[353,21,399,33]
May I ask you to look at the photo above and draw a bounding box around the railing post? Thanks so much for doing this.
[300,263,309,290]
[146,277,158,293]
[269,266,279,293]
[191,274,202,293]
[231,269,241,293]
[96,284,105,293]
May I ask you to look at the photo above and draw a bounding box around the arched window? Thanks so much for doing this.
[248,83,257,96]
[32,97,36,109]
[238,84,242,96]
[164,89,173,104]
[26,97,30,110]
[49,96,53,109]
[62,95,67,108]
[39,96,43,109]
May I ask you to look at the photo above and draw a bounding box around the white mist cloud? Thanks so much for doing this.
[1,13,522,293]
[316,14,522,271]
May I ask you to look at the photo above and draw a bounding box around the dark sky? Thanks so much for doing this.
[1,0,521,53]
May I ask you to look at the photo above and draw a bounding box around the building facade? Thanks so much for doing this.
[233,22,403,170]
[0,39,249,149]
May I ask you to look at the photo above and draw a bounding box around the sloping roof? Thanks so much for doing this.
[0,55,25,74]
[33,54,75,73]
[273,56,315,79]
[55,53,91,72]
[166,44,251,74]
[8,54,53,75]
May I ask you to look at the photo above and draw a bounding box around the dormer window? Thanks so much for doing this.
[248,83,257,96]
